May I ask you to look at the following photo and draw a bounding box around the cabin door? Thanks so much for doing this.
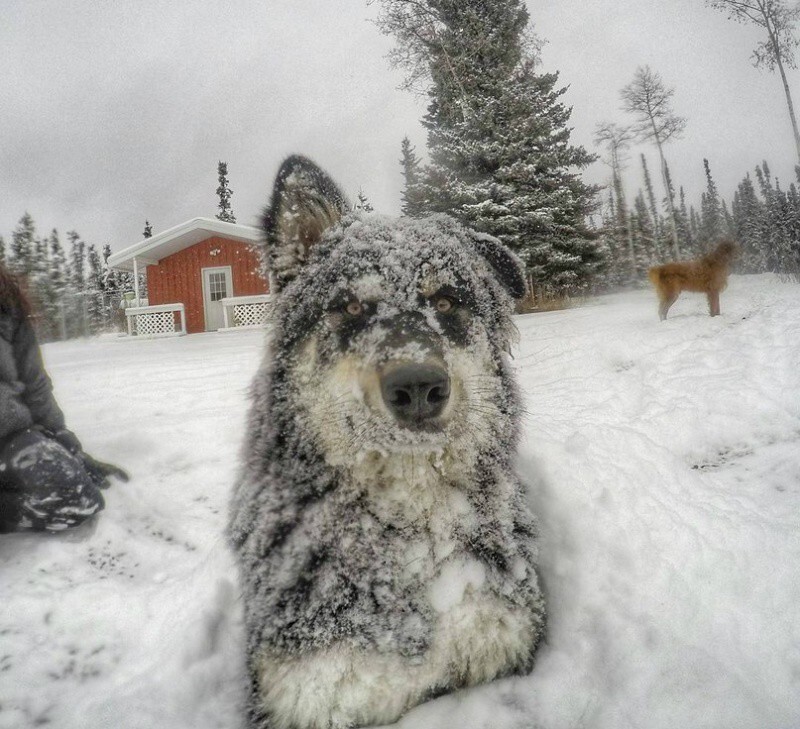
[201,266,232,331]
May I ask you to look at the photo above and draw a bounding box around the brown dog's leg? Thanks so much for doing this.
[707,290,720,317]
[659,289,679,321]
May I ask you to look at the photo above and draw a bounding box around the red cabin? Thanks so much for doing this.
[108,218,271,336]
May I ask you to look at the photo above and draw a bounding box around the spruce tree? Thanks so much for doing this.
[640,155,663,259]
[631,191,657,273]
[86,244,106,333]
[613,172,636,284]
[754,162,783,271]
[66,231,87,336]
[67,231,85,290]
[763,173,795,274]
[689,206,702,246]
[49,230,68,340]
[662,160,678,247]
[788,181,800,278]
[31,233,55,340]
[33,235,49,278]
[0,235,5,263]
[216,161,236,223]
[735,171,768,272]
[11,213,36,276]
[49,230,68,298]
[376,0,602,294]
[775,179,794,274]
[677,187,695,256]
[721,199,736,239]
[355,189,375,213]
[596,188,630,289]
[102,243,128,331]
[102,243,118,296]
[700,158,722,246]
[595,122,636,284]
[399,136,425,216]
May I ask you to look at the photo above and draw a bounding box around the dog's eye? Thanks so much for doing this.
[345,300,363,317]
[435,296,454,314]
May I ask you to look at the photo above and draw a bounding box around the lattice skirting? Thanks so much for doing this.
[136,311,179,336]
[233,302,268,327]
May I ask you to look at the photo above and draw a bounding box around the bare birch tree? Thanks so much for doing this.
[595,122,637,280]
[621,65,687,258]
[706,0,800,164]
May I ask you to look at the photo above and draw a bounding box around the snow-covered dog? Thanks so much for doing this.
[228,156,546,729]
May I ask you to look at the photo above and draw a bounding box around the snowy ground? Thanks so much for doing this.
[2,274,799,729]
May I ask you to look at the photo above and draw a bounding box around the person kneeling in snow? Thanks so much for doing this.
[0,262,127,533]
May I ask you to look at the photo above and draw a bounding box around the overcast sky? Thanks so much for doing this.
[2,0,798,252]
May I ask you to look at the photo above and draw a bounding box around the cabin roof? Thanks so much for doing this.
[108,218,262,271]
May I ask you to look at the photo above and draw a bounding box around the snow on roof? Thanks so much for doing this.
[107,217,262,271]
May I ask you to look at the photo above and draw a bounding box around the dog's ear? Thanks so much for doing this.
[262,155,350,292]
[718,239,740,259]
[470,233,527,299]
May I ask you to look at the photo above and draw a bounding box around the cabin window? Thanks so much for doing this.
[209,271,228,301]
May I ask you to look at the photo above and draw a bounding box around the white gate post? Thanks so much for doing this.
[133,257,140,307]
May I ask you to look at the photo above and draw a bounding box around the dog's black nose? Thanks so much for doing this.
[381,364,450,425]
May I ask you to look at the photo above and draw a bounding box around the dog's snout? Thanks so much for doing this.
[381,364,450,425]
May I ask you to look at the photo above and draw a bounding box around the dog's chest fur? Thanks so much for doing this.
[254,457,538,729]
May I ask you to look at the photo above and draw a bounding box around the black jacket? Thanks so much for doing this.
[0,309,66,442]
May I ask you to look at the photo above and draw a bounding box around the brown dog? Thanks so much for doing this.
[648,240,739,320]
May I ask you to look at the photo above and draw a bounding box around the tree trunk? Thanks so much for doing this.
[610,159,636,283]
[653,136,681,259]
[625,211,637,284]
[773,41,800,165]
[760,5,800,164]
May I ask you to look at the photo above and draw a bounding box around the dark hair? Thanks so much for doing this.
[0,262,31,317]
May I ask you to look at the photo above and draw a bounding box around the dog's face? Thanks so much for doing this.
[715,239,740,262]
[263,157,525,473]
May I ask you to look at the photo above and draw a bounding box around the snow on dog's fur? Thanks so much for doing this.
[228,156,546,729]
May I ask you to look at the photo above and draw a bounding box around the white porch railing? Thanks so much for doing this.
[125,304,187,337]
[220,294,272,330]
